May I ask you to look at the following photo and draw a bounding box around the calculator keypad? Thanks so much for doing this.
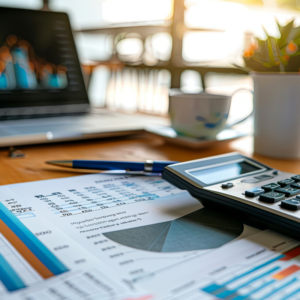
[274,187,300,197]
[244,175,300,209]
[291,182,300,189]
[259,192,285,203]
[278,179,295,187]
[291,175,300,182]
[281,199,300,210]
[261,183,280,192]
[245,187,265,197]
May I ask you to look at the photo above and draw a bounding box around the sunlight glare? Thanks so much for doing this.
[102,0,173,23]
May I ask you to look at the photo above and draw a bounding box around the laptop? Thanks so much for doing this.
[0,7,168,147]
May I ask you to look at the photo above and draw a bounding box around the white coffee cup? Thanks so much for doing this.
[169,89,253,139]
[252,72,300,158]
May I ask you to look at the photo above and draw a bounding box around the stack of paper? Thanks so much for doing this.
[0,174,299,300]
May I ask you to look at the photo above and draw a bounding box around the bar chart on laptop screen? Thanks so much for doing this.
[0,201,68,293]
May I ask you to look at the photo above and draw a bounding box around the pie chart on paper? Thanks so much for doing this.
[103,208,244,253]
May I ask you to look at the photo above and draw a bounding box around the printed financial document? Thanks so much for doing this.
[0,174,259,299]
[144,230,300,300]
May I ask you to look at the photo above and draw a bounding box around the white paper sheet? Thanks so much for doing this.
[140,230,300,299]
[0,174,259,299]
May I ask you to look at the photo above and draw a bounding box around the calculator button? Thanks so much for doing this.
[277,179,295,187]
[281,199,300,210]
[259,192,285,203]
[291,182,300,189]
[221,183,234,189]
[245,187,265,197]
[261,183,280,191]
[254,175,274,180]
[241,178,261,183]
[275,187,300,197]
[291,175,300,182]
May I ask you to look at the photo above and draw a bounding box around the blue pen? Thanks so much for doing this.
[46,160,178,173]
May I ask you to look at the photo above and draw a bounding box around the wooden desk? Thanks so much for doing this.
[1,133,300,185]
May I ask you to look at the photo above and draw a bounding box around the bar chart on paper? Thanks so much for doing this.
[0,187,134,299]
[0,200,68,293]
[201,247,300,300]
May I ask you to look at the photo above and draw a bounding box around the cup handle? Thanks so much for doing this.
[226,88,254,128]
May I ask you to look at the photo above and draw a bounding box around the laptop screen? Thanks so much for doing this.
[0,7,89,116]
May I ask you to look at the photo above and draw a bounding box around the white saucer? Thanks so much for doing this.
[145,125,248,149]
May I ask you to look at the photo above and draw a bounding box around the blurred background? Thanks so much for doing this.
[2,0,300,120]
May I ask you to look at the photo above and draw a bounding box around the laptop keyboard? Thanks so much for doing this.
[0,111,144,139]
[0,113,118,136]
[0,124,79,136]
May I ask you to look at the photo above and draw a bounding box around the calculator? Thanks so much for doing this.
[162,152,300,238]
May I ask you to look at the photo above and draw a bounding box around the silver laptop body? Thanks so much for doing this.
[0,7,167,147]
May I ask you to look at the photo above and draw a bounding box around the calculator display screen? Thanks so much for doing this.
[189,161,260,184]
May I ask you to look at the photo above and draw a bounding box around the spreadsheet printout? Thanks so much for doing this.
[0,174,259,299]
